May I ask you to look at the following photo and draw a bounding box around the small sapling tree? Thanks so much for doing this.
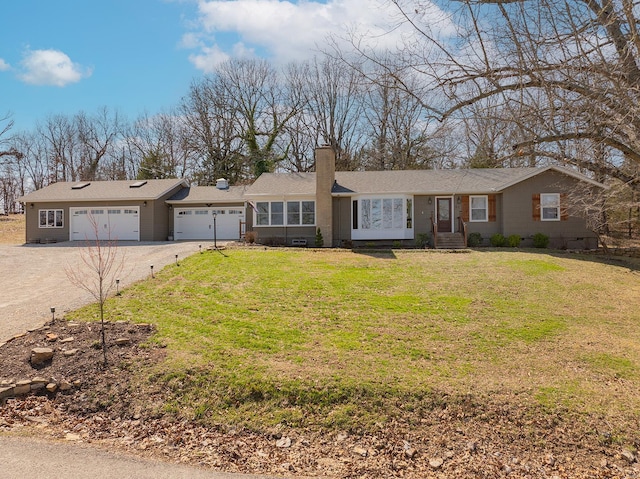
[66,213,124,367]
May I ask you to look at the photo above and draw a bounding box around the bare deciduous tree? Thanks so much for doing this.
[357,0,640,189]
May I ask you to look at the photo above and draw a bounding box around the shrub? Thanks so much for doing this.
[532,232,550,248]
[507,234,522,247]
[490,233,506,247]
[467,232,482,247]
[392,240,402,248]
[416,233,430,248]
[245,231,257,244]
[315,228,324,248]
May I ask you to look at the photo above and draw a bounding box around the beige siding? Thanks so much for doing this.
[502,170,597,248]
[168,202,246,240]
[25,202,70,243]
[252,226,316,246]
[333,197,351,247]
[24,195,181,243]
[462,194,503,243]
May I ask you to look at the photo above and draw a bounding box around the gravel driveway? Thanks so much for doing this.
[0,241,209,342]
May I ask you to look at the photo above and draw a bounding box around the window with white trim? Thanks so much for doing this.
[256,201,315,226]
[541,193,560,221]
[39,209,63,228]
[356,197,408,230]
[470,195,488,222]
[287,201,315,225]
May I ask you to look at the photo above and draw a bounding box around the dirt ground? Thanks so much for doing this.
[1,319,640,479]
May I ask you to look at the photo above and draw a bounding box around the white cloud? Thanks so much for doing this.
[19,49,92,87]
[0,58,10,71]
[183,0,452,71]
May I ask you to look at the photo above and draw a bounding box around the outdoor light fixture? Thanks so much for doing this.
[212,212,218,249]
[199,244,202,254]
[428,197,432,205]
[143,201,148,207]
[150,264,154,278]
[175,254,179,266]
[30,203,34,209]
[116,278,120,295]
[457,197,461,204]
[50,307,55,321]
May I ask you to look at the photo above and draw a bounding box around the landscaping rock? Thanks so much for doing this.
[60,337,75,343]
[429,457,444,469]
[353,446,368,457]
[14,380,31,395]
[276,437,292,448]
[115,337,130,346]
[63,349,79,357]
[622,449,637,463]
[30,347,54,365]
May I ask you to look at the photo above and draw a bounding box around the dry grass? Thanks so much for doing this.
[0,214,25,244]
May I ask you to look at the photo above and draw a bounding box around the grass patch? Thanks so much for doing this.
[67,248,640,431]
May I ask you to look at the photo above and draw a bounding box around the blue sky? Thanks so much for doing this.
[0,0,439,133]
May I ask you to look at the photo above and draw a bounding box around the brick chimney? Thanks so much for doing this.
[315,145,335,247]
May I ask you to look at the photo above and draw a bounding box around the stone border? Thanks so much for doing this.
[1,376,80,403]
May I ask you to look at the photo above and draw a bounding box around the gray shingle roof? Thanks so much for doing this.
[18,179,188,203]
[244,166,603,197]
[166,185,247,203]
[333,168,541,195]
[244,172,316,197]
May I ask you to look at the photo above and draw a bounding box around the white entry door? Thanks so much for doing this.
[174,208,244,240]
[70,207,140,241]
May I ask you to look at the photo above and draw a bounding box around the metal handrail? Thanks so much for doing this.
[458,216,468,247]
[431,216,438,249]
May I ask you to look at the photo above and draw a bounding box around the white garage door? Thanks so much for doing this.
[174,208,244,241]
[70,207,140,241]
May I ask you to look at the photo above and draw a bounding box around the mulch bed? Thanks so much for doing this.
[1,319,639,478]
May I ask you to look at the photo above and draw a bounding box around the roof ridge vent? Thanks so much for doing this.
[71,182,91,190]
[216,178,229,190]
[130,180,148,188]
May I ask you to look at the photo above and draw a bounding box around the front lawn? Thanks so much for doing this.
[68,248,640,433]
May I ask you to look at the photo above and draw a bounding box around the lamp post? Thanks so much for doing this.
[116,279,120,295]
[50,307,55,321]
[212,211,218,249]
[150,264,154,279]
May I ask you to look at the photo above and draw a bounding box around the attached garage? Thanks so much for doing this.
[18,179,188,243]
[167,182,247,242]
[174,208,244,240]
[70,207,140,241]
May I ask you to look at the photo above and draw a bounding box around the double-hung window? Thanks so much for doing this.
[256,201,314,226]
[286,201,315,225]
[470,196,488,222]
[39,209,63,228]
[541,193,560,221]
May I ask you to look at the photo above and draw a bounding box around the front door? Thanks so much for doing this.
[437,198,452,233]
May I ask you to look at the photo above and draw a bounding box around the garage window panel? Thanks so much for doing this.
[39,209,63,228]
